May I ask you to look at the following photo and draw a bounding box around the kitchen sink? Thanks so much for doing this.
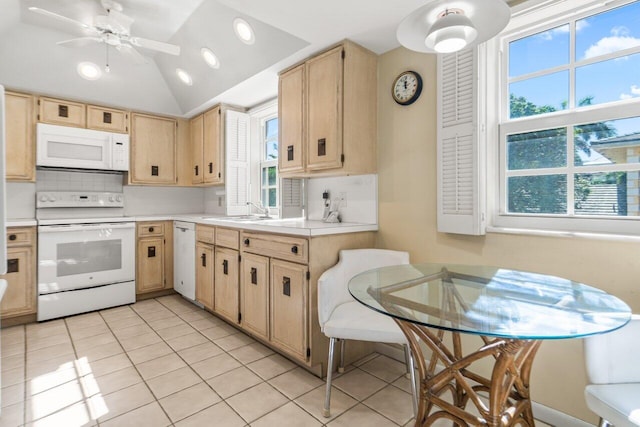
[204,215,274,222]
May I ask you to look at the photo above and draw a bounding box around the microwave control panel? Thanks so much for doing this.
[37,191,124,208]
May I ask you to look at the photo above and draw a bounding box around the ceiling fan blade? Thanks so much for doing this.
[116,44,148,65]
[128,36,180,56]
[28,7,95,32]
[57,37,103,48]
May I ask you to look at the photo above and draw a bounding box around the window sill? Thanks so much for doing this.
[486,225,640,243]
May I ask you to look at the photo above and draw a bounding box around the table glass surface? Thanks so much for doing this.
[348,263,631,340]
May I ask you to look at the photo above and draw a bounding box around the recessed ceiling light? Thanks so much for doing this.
[233,18,255,45]
[77,62,101,80]
[176,68,193,86]
[201,47,220,69]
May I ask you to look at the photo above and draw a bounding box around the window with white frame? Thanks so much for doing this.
[497,0,640,234]
[260,115,278,212]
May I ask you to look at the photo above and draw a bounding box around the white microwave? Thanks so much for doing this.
[37,123,129,171]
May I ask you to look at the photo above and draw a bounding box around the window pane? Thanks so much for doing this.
[575,172,639,217]
[509,25,569,78]
[267,166,277,186]
[507,128,567,170]
[262,167,267,185]
[509,71,569,118]
[576,117,640,166]
[576,1,640,61]
[508,175,567,214]
[268,188,277,207]
[265,118,278,160]
[576,53,640,107]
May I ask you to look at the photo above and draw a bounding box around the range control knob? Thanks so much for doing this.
[116,195,123,202]
[109,196,115,202]
[49,195,56,202]
[39,195,49,202]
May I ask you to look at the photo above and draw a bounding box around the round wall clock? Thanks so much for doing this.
[392,70,423,105]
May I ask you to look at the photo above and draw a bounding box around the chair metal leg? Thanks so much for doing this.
[324,337,337,418]
[404,344,418,417]
[338,339,346,373]
[598,418,613,427]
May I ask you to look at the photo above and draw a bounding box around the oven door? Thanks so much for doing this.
[38,222,135,294]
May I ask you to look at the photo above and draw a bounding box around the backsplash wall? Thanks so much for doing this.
[306,174,377,223]
[6,182,36,219]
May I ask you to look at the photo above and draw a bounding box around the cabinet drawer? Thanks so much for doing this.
[39,97,86,127]
[87,105,129,133]
[196,225,215,244]
[6,227,34,247]
[241,232,308,264]
[138,222,165,237]
[215,227,239,250]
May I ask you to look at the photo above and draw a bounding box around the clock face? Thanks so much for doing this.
[392,71,423,105]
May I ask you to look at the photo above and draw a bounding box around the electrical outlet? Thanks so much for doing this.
[339,192,347,207]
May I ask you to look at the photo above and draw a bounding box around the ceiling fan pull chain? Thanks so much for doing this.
[105,44,110,73]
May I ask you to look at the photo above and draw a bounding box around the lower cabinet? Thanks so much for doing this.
[214,247,239,323]
[196,241,214,310]
[240,253,270,341]
[136,221,173,295]
[0,227,37,319]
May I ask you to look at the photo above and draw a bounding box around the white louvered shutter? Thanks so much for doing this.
[225,110,251,216]
[280,178,303,218]
[437,48,486,235]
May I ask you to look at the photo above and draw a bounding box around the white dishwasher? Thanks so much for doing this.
[173,221,196,300]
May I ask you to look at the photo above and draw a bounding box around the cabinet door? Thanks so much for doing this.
[136,237,165,293]
[306,46,343,171]
[190,114,204,184]
[214,247,239,323]
[0,246,36,318]
[203,106,223,184]
[87,105,129,133]
[278,65,305,174]
[270,259,308,360]
[130,113,177,185]
[38,97,86,127]
[5,92,35,181]
[240,253,269,340]
[196,242,214,310]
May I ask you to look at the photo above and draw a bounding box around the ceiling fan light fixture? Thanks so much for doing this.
[201,47,220,69]
[77,61,102,80]
[425,10,477,53]
[176,68,193,86]
[233,18,255,45]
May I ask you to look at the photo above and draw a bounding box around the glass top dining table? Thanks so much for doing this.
[348,263,632,427]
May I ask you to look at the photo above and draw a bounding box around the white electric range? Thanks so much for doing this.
[36,191,135,321]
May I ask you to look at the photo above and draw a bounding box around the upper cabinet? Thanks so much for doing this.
[190,105,223,185]
[5,91,35,182]
[87,105,129,133]
[38,97,86,128]
[278,40,377,177]
[129,113,177,185]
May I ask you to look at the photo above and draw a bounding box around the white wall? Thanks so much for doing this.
[306,174,377,223]
[123,186,204,216]
[6,182,35,219]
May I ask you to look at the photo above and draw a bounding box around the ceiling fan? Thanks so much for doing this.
[28,0,180,66]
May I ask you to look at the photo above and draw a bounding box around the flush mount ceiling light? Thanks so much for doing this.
[397,0,510,54]
[77,61,102,80]
[201,47,220,69]
[233,18,255,45]
[176,68,193,86]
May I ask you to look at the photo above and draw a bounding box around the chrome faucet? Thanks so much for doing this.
[246,201,271,218]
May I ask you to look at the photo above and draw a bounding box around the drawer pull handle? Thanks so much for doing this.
[283,276,291,296]
[194,165,199,176]
[208,162,213,174]
[8,234,17,241]
[147,246,156,258]
[148,227,154,233]
[222,259,229,275]
[58,104,69,118]
[201,253,207,267]
[291,245,298,254]
[7,258,19,274]
[317,138,326,156]
[244,238,250,246]
[250,267,258,285]
[287,145,294,161]
[151,165,159,176]
[103,112,112,124]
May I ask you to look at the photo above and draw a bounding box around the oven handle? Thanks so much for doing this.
[38,222,136,233]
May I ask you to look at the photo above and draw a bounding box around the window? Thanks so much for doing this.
[497,0,640,234]
[261,116,278,210]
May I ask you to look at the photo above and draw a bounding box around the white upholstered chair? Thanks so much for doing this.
[317,248,418,418]
[584,315,640,427]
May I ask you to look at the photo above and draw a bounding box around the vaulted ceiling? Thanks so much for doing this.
[0,0,512,117]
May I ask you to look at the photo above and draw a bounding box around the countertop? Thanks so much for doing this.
[13,214,377,237]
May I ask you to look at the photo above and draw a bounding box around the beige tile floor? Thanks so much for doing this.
[0,295,555,427]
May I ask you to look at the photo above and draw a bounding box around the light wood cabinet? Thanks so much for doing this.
[0,227,37,319]
[214,247,239,323]
[191,106,224,186]
[87,105,129,133]
[5,91,35,181]
[38,97,86,127]
[130,113,177,185]
[136,221,173,295]
[240,253,270,341]
[196,241,215,310]
[278,40,377,177]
